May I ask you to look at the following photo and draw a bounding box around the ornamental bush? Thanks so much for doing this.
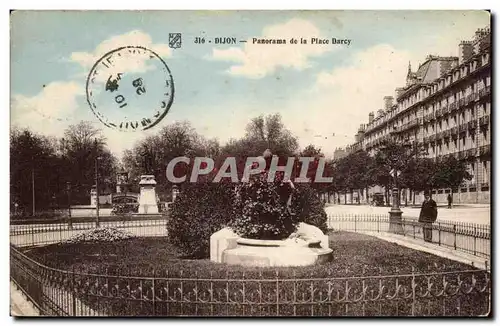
[167,181,235,258]
[291,184,328,233]
[229,173,300,240]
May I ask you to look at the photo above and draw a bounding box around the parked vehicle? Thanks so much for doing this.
[371,193,385,206]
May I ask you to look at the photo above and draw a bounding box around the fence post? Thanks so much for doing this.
[474,226,477,256]
[71,266,76,316]
[377,215,380,233]
[354,216,357,232]
[152,268,156,316]
[453,225,457,250]
[411,266,416,316]
[438,223,441,246]
[276,270,279,316]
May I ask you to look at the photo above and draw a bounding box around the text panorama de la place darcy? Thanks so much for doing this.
[199,37,352,45]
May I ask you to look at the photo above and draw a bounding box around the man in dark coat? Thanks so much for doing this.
[419,192,438,242]
[447,194,453,209]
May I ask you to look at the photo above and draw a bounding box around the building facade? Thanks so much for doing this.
[343,27,491,204]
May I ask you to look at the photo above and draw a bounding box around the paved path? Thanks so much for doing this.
[10,282,39,316]
[359,232,489,270]
[325,204,490,224]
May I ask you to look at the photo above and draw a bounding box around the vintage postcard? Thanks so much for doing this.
[10,10,491,317]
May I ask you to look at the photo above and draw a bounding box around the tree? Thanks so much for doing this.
[121,121,217,200]
[10,128,63,214]
[60,121,118,204]
[435,156,473,198]
[243,113,299,157]
[372,139,426,206]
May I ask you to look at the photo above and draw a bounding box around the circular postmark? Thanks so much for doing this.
[86,46,174,131]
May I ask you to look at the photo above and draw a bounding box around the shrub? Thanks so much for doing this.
[167,182,235,258]
[291,184,328,233]
[229,173,299,240]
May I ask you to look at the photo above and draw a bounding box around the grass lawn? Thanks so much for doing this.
[24,231,489,316]
[28,231,477,277]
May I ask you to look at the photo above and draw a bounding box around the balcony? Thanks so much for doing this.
[479,115,490,126]
[479,144,491,157]
[481,182,489,189]
[442,105,450,115]
[468,120,477,130]
[478,86,491,100]
[435,109,443,118]
[443,130,451,139]
[429,134,436,143]
[466,148,477,159]
[459,124,467,134]
[449,102,458,112]
[458,98,466,107]
[458,151,466,160]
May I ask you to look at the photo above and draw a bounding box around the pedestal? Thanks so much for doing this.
[138,175,159,214]
[389,209,403,234]
[388,187,403,234]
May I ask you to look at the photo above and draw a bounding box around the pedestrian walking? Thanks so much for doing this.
[419,192,438,242]
[447,193,453,209]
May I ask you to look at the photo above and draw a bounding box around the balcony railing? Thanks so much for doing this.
[478,86,491,99]
[435,109,443,118]
[442,105,450,115]
[481,182,489,189]
[443,130,451,138]
[458,151,466,160]
[451,126,458,135]
[459,124,467,134]
[468,120,477,130]
[479,144,491,157]
[449,102,458,112]
[458,98,466,107]
[479,115,490,126]
[466,148,477,158]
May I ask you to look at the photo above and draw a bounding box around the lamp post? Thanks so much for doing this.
[66,182,72,230]
[388,168,403,234]
[95,156,101,227]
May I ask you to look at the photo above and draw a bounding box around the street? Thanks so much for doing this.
[325,204,490,225]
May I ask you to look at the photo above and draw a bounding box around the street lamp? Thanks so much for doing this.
[94,138,102,228]
[66,182,72,229]
[95,156,102,228]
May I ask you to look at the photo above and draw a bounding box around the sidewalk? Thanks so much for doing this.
[360,231,489,270]
[10,282,40,317]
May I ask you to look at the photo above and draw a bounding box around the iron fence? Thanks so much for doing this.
[10,218,168,248]
[327,215,490,260]
[10,245,490,317]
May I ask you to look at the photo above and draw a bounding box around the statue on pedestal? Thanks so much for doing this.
[137,146,159,214]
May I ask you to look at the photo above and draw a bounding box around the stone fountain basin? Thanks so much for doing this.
[222,237,332,267]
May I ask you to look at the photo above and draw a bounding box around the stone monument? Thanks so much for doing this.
[138,175,159,214]
[210,149,333,267]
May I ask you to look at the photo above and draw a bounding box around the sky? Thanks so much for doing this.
[10,10,491,159]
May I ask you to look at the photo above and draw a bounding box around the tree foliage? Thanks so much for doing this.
[10,122,119,215]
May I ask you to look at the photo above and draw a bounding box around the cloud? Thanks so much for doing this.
[278,44,416,156]
[210,19,339,79]
[70,30,172,75]
[11,81,84,136]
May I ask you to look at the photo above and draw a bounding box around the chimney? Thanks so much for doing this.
[459,40,474,64]
[368,112,375,123]
[354,133,360,143]
[377,109,385,117]
[396,87,405,99]
[383,96,394,110]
